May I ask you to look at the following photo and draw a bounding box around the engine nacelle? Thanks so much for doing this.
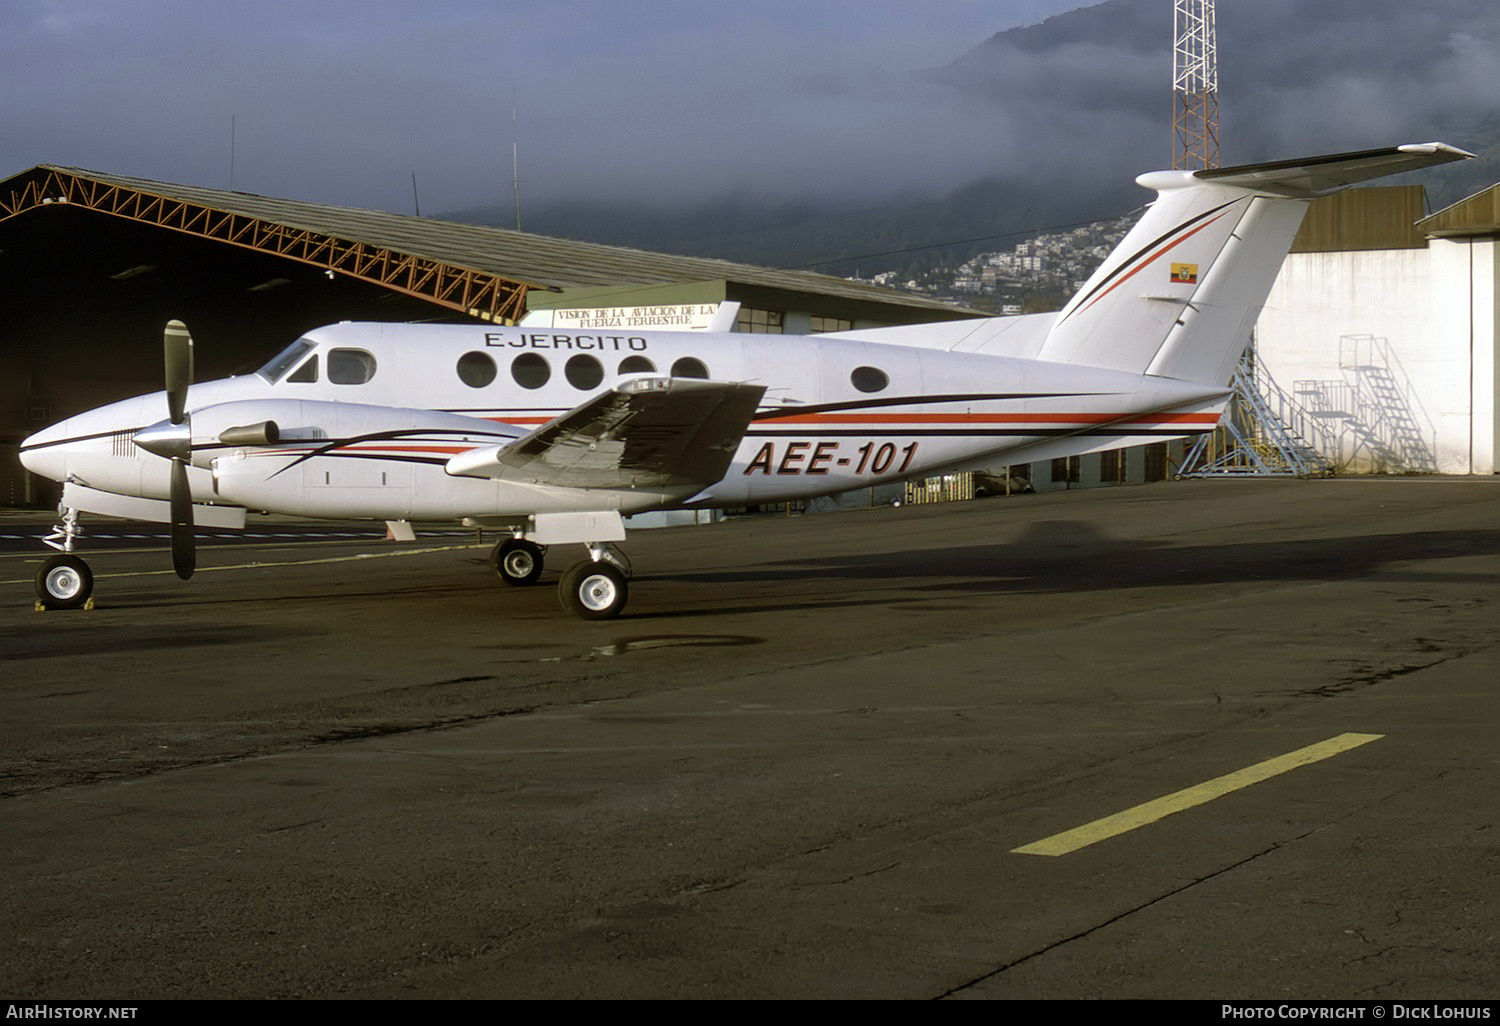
[200,398,677,519]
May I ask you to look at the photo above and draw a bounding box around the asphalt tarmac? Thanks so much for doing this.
[2,478,1497,1000]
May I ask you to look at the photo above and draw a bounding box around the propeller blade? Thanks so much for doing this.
[169,457,196,580]
[164,320,194,425]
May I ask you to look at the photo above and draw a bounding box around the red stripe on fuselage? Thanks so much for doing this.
[754,412,1220,426]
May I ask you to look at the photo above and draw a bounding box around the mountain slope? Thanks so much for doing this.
[445,0,1500,277]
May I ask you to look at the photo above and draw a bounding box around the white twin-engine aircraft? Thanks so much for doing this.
[20,143,1471,618]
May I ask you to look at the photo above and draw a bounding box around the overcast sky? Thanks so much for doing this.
[8,1,1494,221]
[2,0,1094,213]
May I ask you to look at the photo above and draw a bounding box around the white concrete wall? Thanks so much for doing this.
[1257,243,1497,474]
[1491,240,1500,473]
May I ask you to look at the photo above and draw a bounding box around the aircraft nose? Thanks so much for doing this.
[19,421,69,482]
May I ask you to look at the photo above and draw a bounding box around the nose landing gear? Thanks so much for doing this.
[35,505,95,611]
[36,553,94,611]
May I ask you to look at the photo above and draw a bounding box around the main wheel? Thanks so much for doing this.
[35,554,93,610]
[490,539,545,586]
[559,561,628,620]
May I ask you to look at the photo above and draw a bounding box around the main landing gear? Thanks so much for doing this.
[35,505,95,611]
[488,535,632,619]
[489,538,547,586]
[559,544,631,620]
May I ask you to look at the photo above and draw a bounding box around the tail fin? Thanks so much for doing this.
[1037,143,1471,387]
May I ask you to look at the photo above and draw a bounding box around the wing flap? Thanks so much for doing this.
[446,377,767,489]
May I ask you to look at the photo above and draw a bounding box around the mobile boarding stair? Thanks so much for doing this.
[1178,347,1336,478]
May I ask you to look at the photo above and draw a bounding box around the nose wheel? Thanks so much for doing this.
[35,554,94,611]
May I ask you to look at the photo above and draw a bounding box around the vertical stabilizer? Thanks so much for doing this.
[1036,143,1472,387]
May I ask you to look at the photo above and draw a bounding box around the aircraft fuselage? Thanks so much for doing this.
[22,320,1226,522]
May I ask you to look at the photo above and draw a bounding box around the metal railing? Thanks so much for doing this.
[1180,346,1335,477]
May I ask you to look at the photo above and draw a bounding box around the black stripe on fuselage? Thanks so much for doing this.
[265,427,521,477]
[750,391,1106,420]
[253,450,453,468]
[20,427,138,453]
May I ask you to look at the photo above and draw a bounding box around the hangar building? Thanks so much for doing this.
[1256,183,1500,476]
[1,165,979,505]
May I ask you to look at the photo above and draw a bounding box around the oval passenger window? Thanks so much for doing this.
[670,357,709,380]
[457,351,497,388]
[511,352,551,389]
[851,366,889,393]
[328,349,377,385]
[565,354,605,390]
[618,356,656,374]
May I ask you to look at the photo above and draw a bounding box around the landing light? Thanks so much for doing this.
[618,377,671,394]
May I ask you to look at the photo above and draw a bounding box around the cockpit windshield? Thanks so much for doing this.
[257,338,317,383]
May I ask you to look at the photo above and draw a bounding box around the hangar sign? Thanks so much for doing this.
[551,304,724,330]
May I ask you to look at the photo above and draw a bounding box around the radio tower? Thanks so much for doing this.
[1173,0,1219,169]
[1170,0,1330,477]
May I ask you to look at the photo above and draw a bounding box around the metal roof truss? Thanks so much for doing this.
[1,168,531,323]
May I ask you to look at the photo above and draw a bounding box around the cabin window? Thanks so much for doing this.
[618,356,655,374]
[287,355,319,383]
[257,338,316,382]
[851,366,888,393]
[565,354,605,390]
[671,357,709,379]
[457,351,497,388]
[511,352,550,389]
[329,348,377,385]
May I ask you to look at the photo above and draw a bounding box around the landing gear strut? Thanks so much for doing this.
[36,505,94,610]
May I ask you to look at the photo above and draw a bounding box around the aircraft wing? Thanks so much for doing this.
[446,377,767,489]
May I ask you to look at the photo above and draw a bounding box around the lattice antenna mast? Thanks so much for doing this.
[1173,0,1220,170]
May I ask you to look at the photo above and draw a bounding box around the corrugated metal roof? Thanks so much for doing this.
[36,165,970,315]
[1289,186,1429,252]
[1416,182,1500,238]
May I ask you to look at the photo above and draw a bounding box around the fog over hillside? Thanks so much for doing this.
[484,0,1500,276]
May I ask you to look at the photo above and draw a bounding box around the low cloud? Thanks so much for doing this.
[4,0,1497,218]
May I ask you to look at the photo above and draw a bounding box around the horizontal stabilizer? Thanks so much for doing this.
[447,377,767,489]
[1182,142,1474,198]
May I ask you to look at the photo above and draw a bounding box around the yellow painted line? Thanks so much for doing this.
[3,543,488,586]
[1012,732,1385,857]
